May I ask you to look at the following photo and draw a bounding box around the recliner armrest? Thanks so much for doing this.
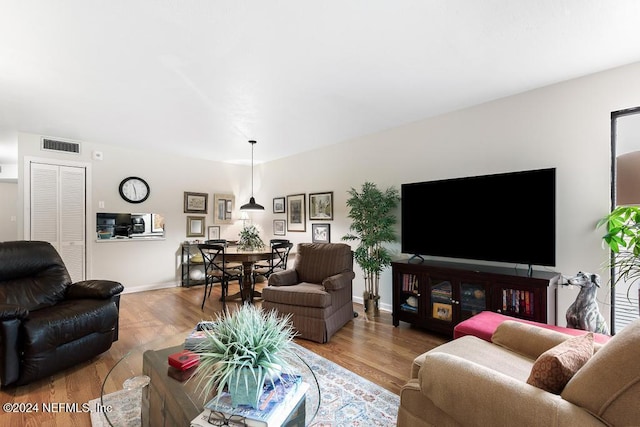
[0,304,29,320]
[268,269,298,286]
[322,271,355,291]
[66,280,124,300]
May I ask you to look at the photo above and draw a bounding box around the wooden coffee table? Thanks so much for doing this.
[101,333,320,427]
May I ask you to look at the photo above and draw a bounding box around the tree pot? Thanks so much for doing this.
[364,294,380,317]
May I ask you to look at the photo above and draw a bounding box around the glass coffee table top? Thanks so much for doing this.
[101,330,320,427]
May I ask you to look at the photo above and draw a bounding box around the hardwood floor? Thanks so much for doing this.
[0,282,448,427]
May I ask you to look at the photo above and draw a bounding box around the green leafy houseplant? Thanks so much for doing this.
[238,224,265,251]
[192,304,297,409]
[342,182,400,313]
[596,205,640,299]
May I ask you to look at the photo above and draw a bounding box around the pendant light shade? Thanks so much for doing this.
[240,140,265,211]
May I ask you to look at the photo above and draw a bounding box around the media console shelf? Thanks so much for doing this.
[392,259,558,336]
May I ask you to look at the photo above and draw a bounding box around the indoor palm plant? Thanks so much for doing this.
[597,205,640,303]
[237,224,265,251]
[342,182,400,315]
[192,304,297,408]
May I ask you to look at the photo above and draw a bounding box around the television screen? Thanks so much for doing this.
[401,168,556,266]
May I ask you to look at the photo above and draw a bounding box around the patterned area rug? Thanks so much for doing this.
[90,342,399,426]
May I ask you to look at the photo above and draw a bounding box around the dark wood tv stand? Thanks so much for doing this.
[392,259,558,336]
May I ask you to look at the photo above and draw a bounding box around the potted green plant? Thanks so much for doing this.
[342,182,400,315]
[192,304,297,408]
[238,224,265,251]
[597,205,640,305]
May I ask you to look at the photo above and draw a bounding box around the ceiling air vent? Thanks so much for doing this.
[41,138,81,154]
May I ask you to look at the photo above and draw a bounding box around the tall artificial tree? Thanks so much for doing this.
[343,182,400,310]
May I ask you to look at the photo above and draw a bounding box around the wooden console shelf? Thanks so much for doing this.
[392,259,557,336]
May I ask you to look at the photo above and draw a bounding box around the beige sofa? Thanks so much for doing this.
[397,318,640,426]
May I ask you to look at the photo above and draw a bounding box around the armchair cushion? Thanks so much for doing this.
[295,243,353,283]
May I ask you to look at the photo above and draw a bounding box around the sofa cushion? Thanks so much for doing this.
[526,333,593,394]
[492,320,603,360]
[562,318,640,426]
[413,335,534,382]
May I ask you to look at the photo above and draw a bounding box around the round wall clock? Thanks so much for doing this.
[119,176,150,203]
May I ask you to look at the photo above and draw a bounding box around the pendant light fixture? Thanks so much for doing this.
[240,140,265,211]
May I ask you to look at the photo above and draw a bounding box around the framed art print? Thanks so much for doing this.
[207,226,220,240]
[312,223,330,243]
[213,193,234,225]
[273,219,286,236]
[309,191,333,220]
[186,216,205,237]
[184,192,208,213]
[273,197,285,213]
[287,193,306,232]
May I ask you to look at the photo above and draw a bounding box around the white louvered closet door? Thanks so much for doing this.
[30,162,86,282]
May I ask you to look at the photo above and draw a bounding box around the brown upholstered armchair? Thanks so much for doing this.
[261,243,355,343]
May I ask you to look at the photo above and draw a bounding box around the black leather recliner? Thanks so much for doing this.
[0,240,124,386]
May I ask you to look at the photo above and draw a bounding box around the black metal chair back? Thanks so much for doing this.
[197,243,242,310]
[253,242,293,282]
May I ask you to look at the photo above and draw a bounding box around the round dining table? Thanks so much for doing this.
[223,246,273,302]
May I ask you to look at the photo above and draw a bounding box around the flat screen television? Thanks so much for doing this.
[401,168,556,267]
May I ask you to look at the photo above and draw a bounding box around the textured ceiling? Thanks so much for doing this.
[2,0,640,166]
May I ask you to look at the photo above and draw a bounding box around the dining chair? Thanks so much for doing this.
[205,239,243,271]
[252,242,293,284]
[197,243,243,310]
[253,239,290,269]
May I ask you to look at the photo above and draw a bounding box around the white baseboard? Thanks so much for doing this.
[121,281,179,294]
[352,295,392,313]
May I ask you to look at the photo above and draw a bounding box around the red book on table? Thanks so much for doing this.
[168,349,200,371]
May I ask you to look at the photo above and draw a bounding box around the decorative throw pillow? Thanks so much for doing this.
[526,333,594,394]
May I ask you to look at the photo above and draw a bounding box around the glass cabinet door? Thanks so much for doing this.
[459,282,487,321]
[430,278,453,323]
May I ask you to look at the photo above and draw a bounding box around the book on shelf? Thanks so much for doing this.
[190,374,309,427]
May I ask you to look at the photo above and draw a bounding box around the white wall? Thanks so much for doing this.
[255,61,640,323]
[13,61,640,324]
[17,133,248,293]
[0,182,18,241]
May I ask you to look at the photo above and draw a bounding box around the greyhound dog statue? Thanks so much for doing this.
[565,272,609,335]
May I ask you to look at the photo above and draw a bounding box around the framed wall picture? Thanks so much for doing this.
[287,194,306,232]
[207,226,220,240]
[184,192,208,213]
[312,223,330,243]
[273,219,286,236]
[309,191,333,220]
[213,193,235,225]
[273,197,285,214]
[186,216,205,237]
